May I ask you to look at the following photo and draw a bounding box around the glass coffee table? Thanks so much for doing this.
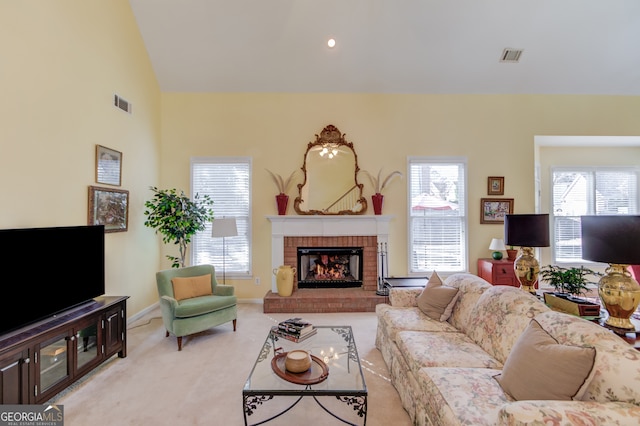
[243,325,367,425]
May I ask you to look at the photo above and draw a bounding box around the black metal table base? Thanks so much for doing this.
[243,389,367,426]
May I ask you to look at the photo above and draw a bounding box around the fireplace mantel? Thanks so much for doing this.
[267,215,392,293]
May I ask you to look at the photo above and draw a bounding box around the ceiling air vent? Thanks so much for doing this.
[114,94,132,114]
[500,48,523,63]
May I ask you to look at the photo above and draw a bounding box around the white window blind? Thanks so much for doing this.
[552,167,639,263]
[191,157,252,277]
[408,158,467,273]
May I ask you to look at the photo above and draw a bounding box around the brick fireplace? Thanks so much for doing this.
[264,215,391,313]
[287,237,376,291]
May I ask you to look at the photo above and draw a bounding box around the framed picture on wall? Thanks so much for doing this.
[96,145,122,186]
[88,186,129,232]
[487,176,504,195]
[481,198,514,224]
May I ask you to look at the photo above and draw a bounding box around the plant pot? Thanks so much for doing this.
[372,193,384,215]
[276,193,289,215]
[506,249,518,261]
[543,292,601,317]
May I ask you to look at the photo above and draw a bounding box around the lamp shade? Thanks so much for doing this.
[489,238,506,251]
[211,217,238,238]
[581,215,640,264]
[504,214,550,247]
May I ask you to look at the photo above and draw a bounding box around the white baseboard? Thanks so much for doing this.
[126,298,263,325]
[238,298,264,305]
[126,302,159,325]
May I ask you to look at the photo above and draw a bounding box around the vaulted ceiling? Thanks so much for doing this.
[129,0,640,95]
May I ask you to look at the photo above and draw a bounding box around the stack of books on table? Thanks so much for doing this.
[271,318,317,342]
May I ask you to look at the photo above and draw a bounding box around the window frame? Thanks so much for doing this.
[550,165,639,264]
[190,156,253,280]
[407,156,468,275]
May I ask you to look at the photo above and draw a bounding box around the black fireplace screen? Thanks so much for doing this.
[297,247,363,288]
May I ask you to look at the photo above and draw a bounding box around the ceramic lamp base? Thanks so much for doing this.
[514,247,539,294]
[599,264,640,330]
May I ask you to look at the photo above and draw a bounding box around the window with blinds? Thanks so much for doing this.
[408,157,467,273]
[552,167,639,263]
[191,157,252,278]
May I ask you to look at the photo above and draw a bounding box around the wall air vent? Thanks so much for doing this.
[114,94,132,114]
[500,48,523,63]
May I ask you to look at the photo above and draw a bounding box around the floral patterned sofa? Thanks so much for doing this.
[375,273,640,425]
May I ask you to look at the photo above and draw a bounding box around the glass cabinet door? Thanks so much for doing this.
[39,334,70,392]
[76,322,100,371]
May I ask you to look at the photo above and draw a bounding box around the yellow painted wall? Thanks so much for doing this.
[161,94,640,299]
[0,1,162,318]
[2,2,640,312]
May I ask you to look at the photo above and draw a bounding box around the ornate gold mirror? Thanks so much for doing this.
[294,125,367,215]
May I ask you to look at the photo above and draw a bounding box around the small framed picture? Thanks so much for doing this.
[481,198,514,224]
[487,176,504,195]
[96,145,122,186]
[88,186,129,233]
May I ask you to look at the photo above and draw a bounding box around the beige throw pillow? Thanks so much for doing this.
[416,271,460,321]
[171,274,213,301]
[494,319,596,401]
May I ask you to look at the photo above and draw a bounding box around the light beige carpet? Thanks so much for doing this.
[49,303,411,425]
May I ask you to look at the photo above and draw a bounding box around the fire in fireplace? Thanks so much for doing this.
[297,247,364,288]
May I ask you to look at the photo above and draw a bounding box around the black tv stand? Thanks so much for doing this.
[0,296,128,404]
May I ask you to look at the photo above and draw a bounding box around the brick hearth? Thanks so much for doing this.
[265,215,392,313]
[265,235,383,313]
[263,288,386,313]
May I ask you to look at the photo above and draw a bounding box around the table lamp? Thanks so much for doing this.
[504,214,550,294]
[581,215,640,330]
[211,217,238,284]
[489,238,506,260]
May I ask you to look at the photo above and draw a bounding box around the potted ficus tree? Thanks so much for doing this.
[539,265,603,316]
[143,186,214,268]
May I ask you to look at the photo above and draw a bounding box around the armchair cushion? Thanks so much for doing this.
[171,274,213,301]
[494,319,596,401]
[174,294,237,318]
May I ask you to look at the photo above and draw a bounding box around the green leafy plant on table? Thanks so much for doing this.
[539,265,602,299]
[143,187,214,268]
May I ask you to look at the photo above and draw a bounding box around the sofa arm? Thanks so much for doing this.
[214,284,235,296]
[388,288,423,307]
[498,400,640,425]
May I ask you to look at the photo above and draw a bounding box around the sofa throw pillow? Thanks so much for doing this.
[416,271,460,321]
[171,274,213,301]
[494,319,596,401]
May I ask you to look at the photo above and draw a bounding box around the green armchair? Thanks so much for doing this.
[155,264,237,351]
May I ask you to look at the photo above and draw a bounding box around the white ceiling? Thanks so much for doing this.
[128,0,640,95]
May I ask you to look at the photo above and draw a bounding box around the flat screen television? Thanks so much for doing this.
[0,225,105,336]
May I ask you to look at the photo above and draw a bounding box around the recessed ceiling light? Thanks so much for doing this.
[327,38,336,48]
